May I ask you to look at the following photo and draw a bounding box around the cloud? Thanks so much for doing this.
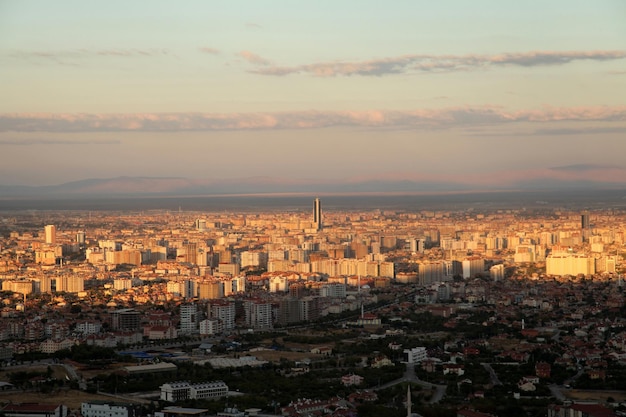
[0,138,121,145]
[237,50,271,66]
[199,47,220,55]
[1,106,625,133]
[8,48,170,65]
[250,50,626,77]
[549,164,621,172]
[532,126,626,135]
[246,22,262,29]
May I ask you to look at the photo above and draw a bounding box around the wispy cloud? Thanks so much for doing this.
[0,138,121,145]
[532,126,626,135]
[245,22,262,29]
[1,106,625,133]
[198,47,221,55]
[549,164,621,172]
[8,48,170,65]
[247,50,626,77]
[237,50,271,66]
[466,125,626,137]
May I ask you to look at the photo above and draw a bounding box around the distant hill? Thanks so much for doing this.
[1,171,626,199]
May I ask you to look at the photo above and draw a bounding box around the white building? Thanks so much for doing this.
[75,321,102,335]
[199,318,220,336]
[209,301,236,331]
[179,304,198,334]
[55,275,84,293]
[269,275,289,292]
[240,251,267,269]
[81,402,133,417]
[113,279,132,291]
[546,254,595,276]
[403,347,428,363]
[44,224,56,244]
[319,283,346,298]
[244,300,273,330]
[160,381,228,402]
[462,258,485,279]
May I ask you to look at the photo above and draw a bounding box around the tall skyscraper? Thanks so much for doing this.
[44,225,56,245]
[581,211,590,230]
[581,211,591,242]
[313,198,322,231]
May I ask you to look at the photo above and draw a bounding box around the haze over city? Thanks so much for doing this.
[1,1,626,192]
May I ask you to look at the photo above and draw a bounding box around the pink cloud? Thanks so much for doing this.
[237,50,271,66]
[9,48,171,65]
[199,47,220,55]
[1,106,625,132]
[251,50,626,77]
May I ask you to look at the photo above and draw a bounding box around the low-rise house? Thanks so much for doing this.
[341,374,364,387]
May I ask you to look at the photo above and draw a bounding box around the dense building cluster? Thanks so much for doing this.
[0,201,625,416]
[0,203,624,353]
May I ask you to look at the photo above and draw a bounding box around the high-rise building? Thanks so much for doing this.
[581,211,591,242]
[581,211,590,230]
[546,253,595,276]
[44,225,56,245]
[55,275,84,293]
[209,300,236,331]
[180,303,198,334]
[110,309,141,331]
[244,299,273,330]
[313,198,322,231]
[198,281,223,300]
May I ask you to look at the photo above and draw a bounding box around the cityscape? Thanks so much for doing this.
[0,196,625,417]
[2,1,626,417]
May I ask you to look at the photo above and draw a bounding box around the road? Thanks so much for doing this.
[549,384,567,401]
[370,363,447,404]
[481,363,503,386]
[549,366,585,401]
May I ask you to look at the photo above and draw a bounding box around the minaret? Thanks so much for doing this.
[406,385,412,417]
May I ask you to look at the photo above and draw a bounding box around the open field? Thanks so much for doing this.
[565,389,626,403]
[0,364,69,383]
[0,389,144,410]
[245,349,324,363]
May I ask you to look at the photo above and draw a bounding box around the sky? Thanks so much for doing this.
[1,0,626,190]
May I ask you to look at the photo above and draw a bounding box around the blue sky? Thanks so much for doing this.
[1,1,626,188]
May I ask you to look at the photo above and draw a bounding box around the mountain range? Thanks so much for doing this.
[2,169,626,199]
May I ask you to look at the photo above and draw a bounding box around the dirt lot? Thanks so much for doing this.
[245,349,324,363]
[565,389,626,403]
[0,389,138,410]
[0,363,148,410]
[0,364,70,385]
